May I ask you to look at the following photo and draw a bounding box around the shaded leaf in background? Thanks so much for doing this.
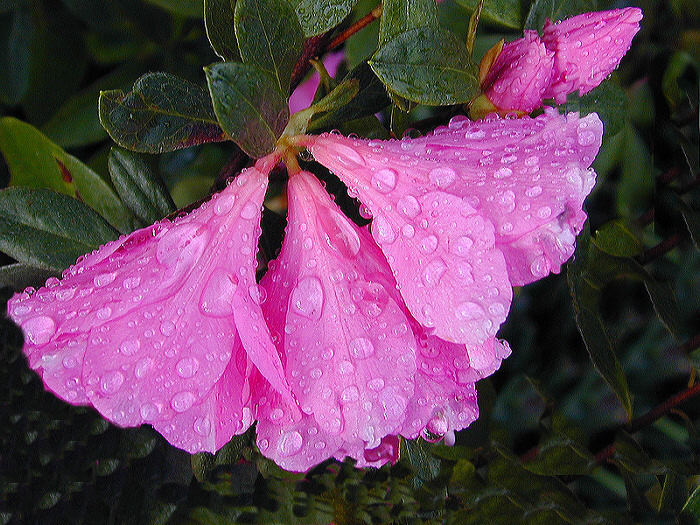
[370,26,479,105]
[204,0,239,61]
[0,6,32,105]
[99,72,227,154]
[592,220,643,258]
[681,485,700,523]
[524,0,597,31]
[401,438,441,487]
[108,147,176,226]
[378,0,439,47]
[0,117,134,233]
[145,0,204,17]
[455,0,523,30]
[234,0,303,94]
[0,262,59,291]
[292,0,358,37]
[205,62,289,158]
[0,188,118,271]
[309,62,391,131]
[566,79,627,140]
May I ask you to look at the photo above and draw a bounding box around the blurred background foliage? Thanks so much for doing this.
[1,0,699,523]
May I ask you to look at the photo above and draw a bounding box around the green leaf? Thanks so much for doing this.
[379,0,438,47]
[568,79,627,140]
[309,63,391,131]
[204,0,239,61]
[524,0,597,31]
[593,220,643,257]
[0,7,32,105]
[455,0,522,30]
[370,26,479,105]
[523,432,595,476]
[205,62,289,158]
[401,438,441,486]
[292,0,358,37]
[681,485,700,522]
[658,473,687,515]
[99,72,227,154]
[108,148,176,225]
[0,117,135,233]
[0,188,119,271]
[234,0,303,94]
[0,263,59,291]
[144,0,204,17]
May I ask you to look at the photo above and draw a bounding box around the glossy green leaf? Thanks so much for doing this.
[0,263,59,291]
[292,0,358,37]
[234,0,303,94]
[524,0,597,30]
[379,0,438,47]
[593,220,643,257]
[204,0,239,61]
[144,0,204,17]
[0,188,119,271]
[99,72,227,154]
[455,0,522,30]
[523,433,595,476]
[681,485,700,522]
[568,79,627,140]
[309,63,391,131]
[0,7,32,105]
[108,147,176,225]
[205,62,289,158]
[401,438,441,486]
[370,26,479,105]
[0,117,135,233]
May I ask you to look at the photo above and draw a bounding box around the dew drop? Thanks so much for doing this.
[194,417,211,435]
[119,338,140,356]
[419,235,438,254]
[525,185,542,197]
[456,301,485,320]
[213,193,235,215]
[349,337,375,359]
[423,259,447,286]
[428,167,456,188]
[101,370,125,394]
[171,391,196,413]
[397,195,421,218]
[23,316,56,345]
[372,215,396,244]
[200,269,238,317]
[56,288,76,301]
[94,272,116,287]
[240,202,258,219]
[176,357,199,378]
[134,357,154,378]
[341,385,360,402]
[291,277,324,321]
[160,320,175,336]
[451,235,474,255]
[371,168,397,193]
[279,430,303,456]
[123,276,141,290]
[368,378,385,391]
[140,403,159,421]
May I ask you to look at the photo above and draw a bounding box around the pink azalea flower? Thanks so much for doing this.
[475,8,642,116]
[6,108,603,472]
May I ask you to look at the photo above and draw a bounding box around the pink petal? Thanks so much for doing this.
[260,172,417,455]
[8,167,292,453]
[543,8,643,103]
[482,31,554,114]
[304,109,601,288]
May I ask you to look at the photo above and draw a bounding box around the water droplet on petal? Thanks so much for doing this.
[291,277,324,321]
[140,403,159,421]
[23,316,56,345]
[56,288,76,301]
[428,167,456,188]
[94,272,116,287]
[372,215,396,244]
[200,269,238,317]
[397,195,421,218]
[134,357,154,378]
[171,391,196,413]
[341,385,360,402]
[214,193,235,215]
[368,378,385,391]
[419,235,438,254]
[371,168,397,193]
[194,417,211,435]
[349,337,375,359]
[160,320,175,336]
[451,235,474,255]
[120,338,140,356]
[101,370,124,394]
[525,185,542,197]
[423,259,447,286]
[279,430,303,456]
[240,202,258,219]
[456,301,485,320]
[176,357,199,378]
[123,276,141,290]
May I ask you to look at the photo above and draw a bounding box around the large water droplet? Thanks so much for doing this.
[160,320,175,336]
[94,272,116,287]
[341,385,360,402]
[419,235,438,254]
[371,168,397,193]
[398,194,421,219]
[134,357,154,378]
[140,403,159,421]
[23,316,56,345]
[120,338,140,356]
[156,223,208,271]
[428,167,456,188]
[193,417,211,436]
[368,378,385,391]
[278,430,303,456]
[123,276,141,290]
[372,215,396,244]
[423,259,447,286]
[200,269,238,317]
[171,391,196,412]
[291,277,324,321]
[332,143,365,166]
[214,193,235,215]
[451,235,474,256]
[349,337,375,359]
[101,370,125,394]
[317,207,361,258]
[240,202,258,220]
[456,301,485,320]
[176,357,199,378]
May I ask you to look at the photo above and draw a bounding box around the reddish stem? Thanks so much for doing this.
[328,5,383,50]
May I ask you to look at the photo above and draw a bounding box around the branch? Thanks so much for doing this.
[328,5,383,51]
[635,233,683,264]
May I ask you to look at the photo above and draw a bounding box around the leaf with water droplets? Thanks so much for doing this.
[205,62,289,158]
[291,0,358,37]
[0,187,119,271]
[524,0,598,31]
[99,72,227,154]
[234,0,303,94]
[379,0,439,47]
[456,0,523,30]
[369,26,479,105]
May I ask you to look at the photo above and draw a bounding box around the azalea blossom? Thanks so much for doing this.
[473,8,643,117]
[7,106,602,471]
